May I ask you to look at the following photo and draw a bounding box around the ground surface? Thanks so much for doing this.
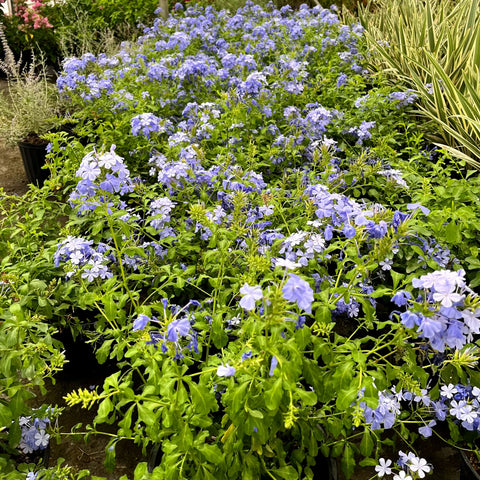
[0,139,28,196]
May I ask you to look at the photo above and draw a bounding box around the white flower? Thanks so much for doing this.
[458,404,477,424]
[98,150,120,169]
[432,291,464,308]
[306,219,322,228]
[450,399,467,419]
[274,258,302,270]
[408,456,431,478]
[440,384,457,399]
[216,364,235,377]
[375,458,392,477]
[34,429,50,448]
[19,416,30,427]
[285,231,308,247]
[304,233,325,254]
[393,471,412,480]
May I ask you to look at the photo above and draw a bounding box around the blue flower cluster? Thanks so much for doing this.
[362,380,480,437]
[69,146,135,215]
[131,113,173,138]
[18,413,51,455]
[54,236,113,282]
[393,269,480,351]
[132,300,199,360]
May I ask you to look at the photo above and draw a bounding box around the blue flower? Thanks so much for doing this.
[166,317,191,342]
[282,274,314,314]
[131,113,164,138]
[269,356,278,376]
[133,314,151,331]
[417,316,445,342]
[399,311,422,329]
[392,291,412,307]
[407,203,430,216]
[418,420,436,438]
[336,72,348,88]
[217,364,235,377]
[239,283,263,311]
[342,224,356,239]
[241,351,253,361]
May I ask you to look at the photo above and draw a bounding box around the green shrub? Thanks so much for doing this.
[50,0,159,58]
[356,0,480,168]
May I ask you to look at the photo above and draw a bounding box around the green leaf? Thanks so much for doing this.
[359,458,380,467]
[336,385,358,411]
[272,466,298,480]
[326,416,343,439]
[104,294,117,321]
[296,389,317,406]
[232,382,250,415]
[96,339,114,364]
[341,443,355,480]
[211,314,228,349]
[198,444,223,465]
[264,377,283,411]
[189,381,210,415]
[137,402,156,426]
[9,303,24,321]
[96,397,113,423]
[332,360,354,391]
[359,430,374,458]
[444,220,462,243]
[246,407,264,419]
[315,305,331,323]
[0,403,12,427]
[134,461,149,478]
[294,325,311,349]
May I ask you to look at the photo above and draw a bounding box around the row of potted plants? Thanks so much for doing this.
[1,1,480,479]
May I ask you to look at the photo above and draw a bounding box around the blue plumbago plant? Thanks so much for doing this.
[19,1,480,479]
[0,292,65,476]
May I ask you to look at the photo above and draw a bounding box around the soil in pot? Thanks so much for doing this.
[461,450,480,480]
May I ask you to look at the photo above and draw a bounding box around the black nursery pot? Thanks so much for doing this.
[18,141,49,187]
[147,443,162,473]
[461,450,480,480]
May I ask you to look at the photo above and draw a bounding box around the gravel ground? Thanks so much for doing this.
[0,81,29,195]
[0,140,29,196]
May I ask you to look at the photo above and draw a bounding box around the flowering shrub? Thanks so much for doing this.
[2,1,480,479]
[13,0,52,30]
[48,1,480,478]
[0,303,64,476]
[0,0,59,66]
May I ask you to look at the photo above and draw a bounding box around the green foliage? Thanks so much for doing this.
[2,2,480,479]
[356,0,480,168]
[396,144,480,287]
[0,6,59,67]
[0,25,70,145]
[49,0,158,58]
